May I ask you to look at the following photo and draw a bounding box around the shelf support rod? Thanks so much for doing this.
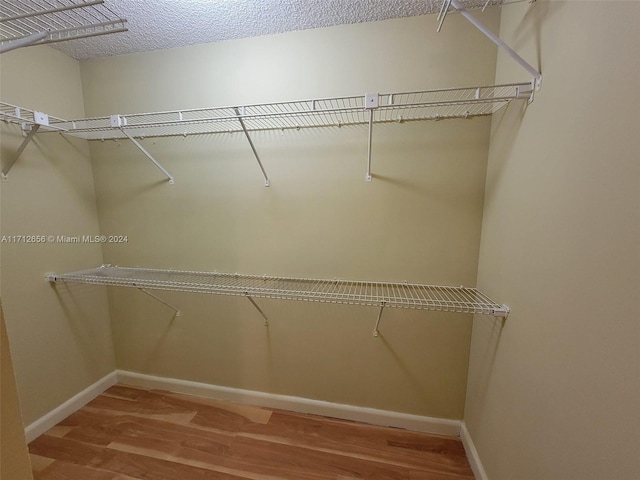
[0,30,50,54]
[448,0,542,90]
[119,128,175,185]
[234,108,270,187]
[1,124,40,178]
[136,286,181,317]
[245,293,269,327]
[373,302,386,337]
[365,108,374,182]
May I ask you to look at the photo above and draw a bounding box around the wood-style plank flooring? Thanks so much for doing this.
[29,385,474,479]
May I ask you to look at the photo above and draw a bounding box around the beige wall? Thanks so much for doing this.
[1,301,33,479]
[465,1,640,479]
[80,12,499,419]
[0,46,115,425]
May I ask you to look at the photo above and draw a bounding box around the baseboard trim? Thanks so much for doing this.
[25,371,117,443]
[460,421,489,480]
[117,370,461,437]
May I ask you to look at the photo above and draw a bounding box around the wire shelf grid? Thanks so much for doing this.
[0,0,126,47]
[0,101,68,132]
[43,82,533,140]
[48,265,509,317]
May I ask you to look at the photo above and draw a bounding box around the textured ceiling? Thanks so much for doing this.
[52,0,504,60]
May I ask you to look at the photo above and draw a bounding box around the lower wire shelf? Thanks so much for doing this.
[47,264,509,322]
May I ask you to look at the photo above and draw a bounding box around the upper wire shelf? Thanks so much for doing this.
[31,82,534,140]
[0,82,535,184]
[46,265,510,318]
[0,0,127,52]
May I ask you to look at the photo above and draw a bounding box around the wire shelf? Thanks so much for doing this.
[0,101,68,131]
[39,82,534,140]
[0,0,127,51]
[47,265,510,317]
[0,81,534,184]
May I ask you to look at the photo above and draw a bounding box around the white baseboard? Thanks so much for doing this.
[460,421,488,480]
[117,370,461,437]
[25,371,117,443]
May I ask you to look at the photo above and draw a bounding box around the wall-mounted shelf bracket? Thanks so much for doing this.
[493,304,510,319]
[136,286,181,317]
[117,124,175,185]
[364,93,378,182]
[2,108,52,179]
[439,0,542,91]
[373,302,386,337]
[245,293,269,327]
[235,107,271,187]
[1,123,40,178]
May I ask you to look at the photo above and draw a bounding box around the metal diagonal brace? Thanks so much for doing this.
[443,0,542,90]
[136,286,181,317]
[119,127,175,184]
[365,108,374,182]
[373,302,386,337]
[234,107,270,187]
[1,124,40,178]
[0,30,50,54]
[245,293,269,327]
[364,93,378,182]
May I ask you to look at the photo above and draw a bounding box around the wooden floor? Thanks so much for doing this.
[29,385,474,479]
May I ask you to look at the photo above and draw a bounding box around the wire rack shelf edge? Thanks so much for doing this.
[46,265,509,336]
[0,82,535,183]
[0,0,127,53]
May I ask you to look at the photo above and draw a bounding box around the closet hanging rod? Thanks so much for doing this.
[45,265,510,319]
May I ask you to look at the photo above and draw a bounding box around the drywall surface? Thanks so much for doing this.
[80,12,499,420]
[1,302,33,480]
[0,46,115,426]
[465,1,640,479]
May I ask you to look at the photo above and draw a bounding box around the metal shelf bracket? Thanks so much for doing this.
[373,301,386,337]
[235,107,271,187]
[1,123,40,178]
[245,293,269,327]
[1,110,46,178]
[118,124,175,185]
[136,286,181,317]
[439,0,542,90]
[364,93,378,182]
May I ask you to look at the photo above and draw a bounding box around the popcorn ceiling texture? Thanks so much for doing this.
[52,0,505,60]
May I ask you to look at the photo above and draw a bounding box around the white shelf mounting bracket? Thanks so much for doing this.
[234,108,271,187]
[373,302,386,337]
[441,0,542,91]
[365,93,378,182]
[245,293,269,327]
[136,286,181,317]
[492,304,510,319]
[1,122,42,178]
[118,125,175,185]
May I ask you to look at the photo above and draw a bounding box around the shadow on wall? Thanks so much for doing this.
[465,315,505,419]
[50,282,113,373]
[483,100,528,204]
[510,0,559,74]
